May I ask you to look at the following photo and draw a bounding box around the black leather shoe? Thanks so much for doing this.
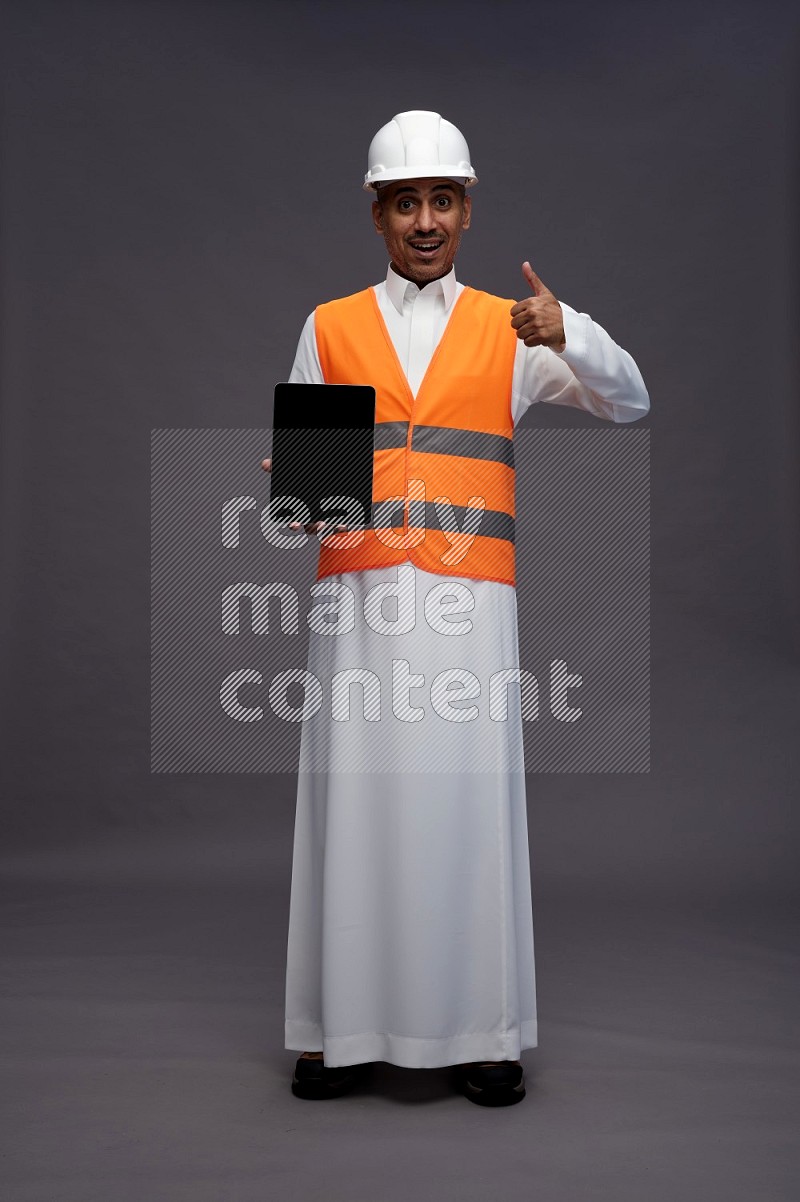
[291,1054,372,1100]
[456,1060,526,1106]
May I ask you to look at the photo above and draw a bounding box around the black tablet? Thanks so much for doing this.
[270,383,376,528]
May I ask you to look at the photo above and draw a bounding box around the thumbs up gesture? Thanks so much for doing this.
[510,261,566,352]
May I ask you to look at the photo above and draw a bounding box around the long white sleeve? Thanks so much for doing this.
[287,312,324,384]
[511,301,650,426]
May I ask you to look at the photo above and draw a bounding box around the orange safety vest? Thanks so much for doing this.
[314,284,518,586]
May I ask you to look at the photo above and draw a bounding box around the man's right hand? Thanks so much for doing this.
[260,458,348,534]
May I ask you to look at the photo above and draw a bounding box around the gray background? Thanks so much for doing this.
[1,1,798,1199]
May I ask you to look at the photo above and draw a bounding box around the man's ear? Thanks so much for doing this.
[372,198,384,235]
[461,194,472,231]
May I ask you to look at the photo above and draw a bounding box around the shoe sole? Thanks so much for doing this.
[291,1065,369,1100]
[460,1077,526,1107]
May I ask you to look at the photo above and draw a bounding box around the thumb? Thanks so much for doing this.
[522,260,547,296]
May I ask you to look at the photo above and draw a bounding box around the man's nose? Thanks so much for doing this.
[415,202,438,231]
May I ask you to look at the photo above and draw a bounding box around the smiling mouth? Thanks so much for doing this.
[409,240,444,256]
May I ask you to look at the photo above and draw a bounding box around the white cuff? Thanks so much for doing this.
[550,302,586,359]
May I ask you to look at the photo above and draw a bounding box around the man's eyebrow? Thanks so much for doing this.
[392,183,458,197]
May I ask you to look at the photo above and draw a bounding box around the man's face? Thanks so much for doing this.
[371,178,472,287]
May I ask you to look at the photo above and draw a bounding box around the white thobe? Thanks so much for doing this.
[284,264,650,1069]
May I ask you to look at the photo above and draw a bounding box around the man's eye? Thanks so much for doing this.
[436,196,450,206]
[399,200,413,211]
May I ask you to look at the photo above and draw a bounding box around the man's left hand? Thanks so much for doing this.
[510,261,566,352]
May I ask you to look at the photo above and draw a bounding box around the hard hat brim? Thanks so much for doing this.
[364,166,478,191]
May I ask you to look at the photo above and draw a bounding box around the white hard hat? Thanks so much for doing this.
[363,110,478,191]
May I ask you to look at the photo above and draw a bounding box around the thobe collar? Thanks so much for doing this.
[384,263,458,315]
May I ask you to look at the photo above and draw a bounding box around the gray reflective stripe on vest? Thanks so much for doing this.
[374,422,514,467]
[368,499,515,544]
[411,425,514,468]
[373,421,409,450]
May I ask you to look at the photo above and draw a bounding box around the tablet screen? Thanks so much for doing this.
[270,383,376,527]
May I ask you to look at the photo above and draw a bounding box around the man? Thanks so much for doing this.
[264,110,649,1106]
